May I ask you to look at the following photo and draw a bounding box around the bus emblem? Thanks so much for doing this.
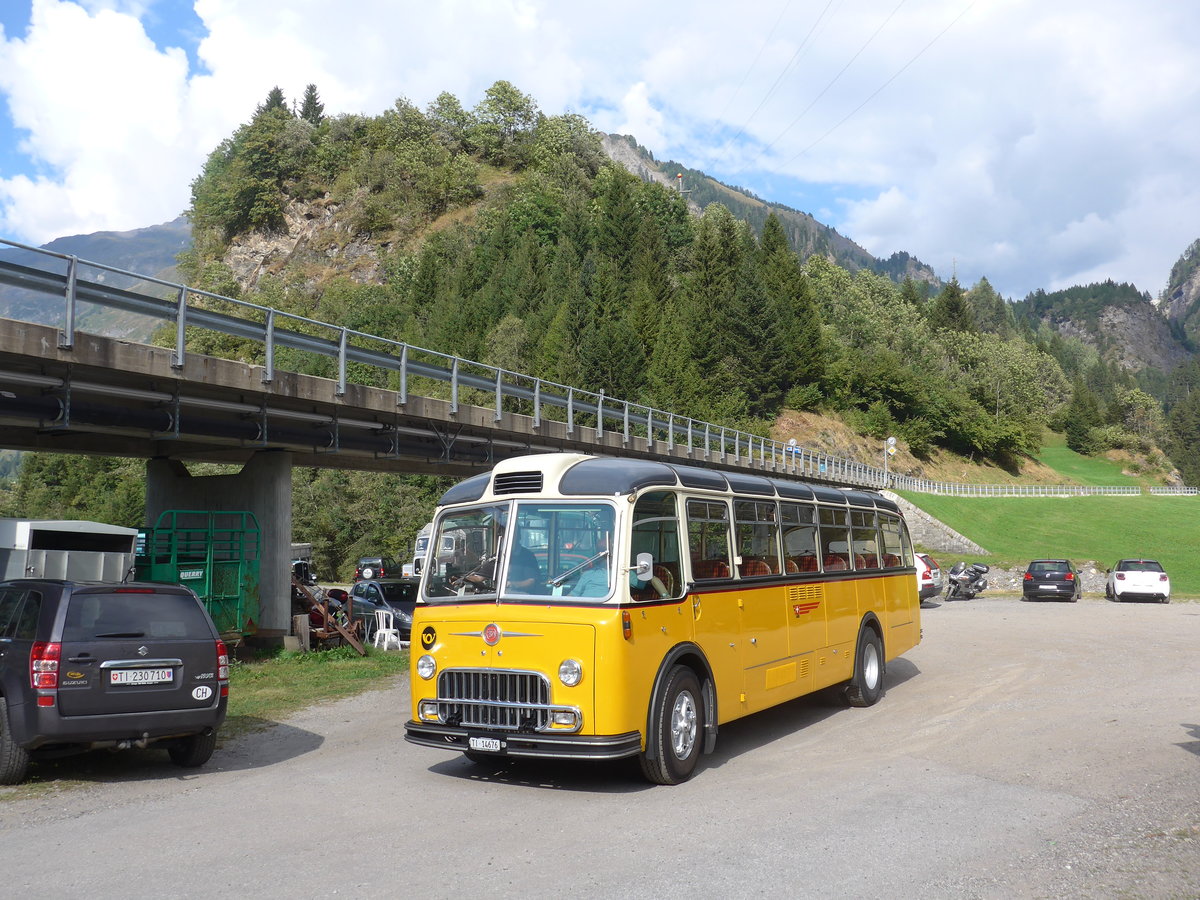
[793,602,820,617]
[483,623,501,645]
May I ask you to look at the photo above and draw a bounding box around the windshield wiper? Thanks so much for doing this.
[549,549,609,587]
[95,631,146,638]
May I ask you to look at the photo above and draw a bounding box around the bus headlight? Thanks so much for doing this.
[416,655,436,680]
[558,658,583,687]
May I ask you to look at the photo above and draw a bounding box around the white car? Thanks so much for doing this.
[915,553,943,601]
[1105,559,1171,603]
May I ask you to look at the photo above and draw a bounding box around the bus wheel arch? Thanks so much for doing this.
[845,616,885,708]
[639,644,716,785]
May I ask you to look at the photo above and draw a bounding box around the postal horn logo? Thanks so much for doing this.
[420,626,436,650]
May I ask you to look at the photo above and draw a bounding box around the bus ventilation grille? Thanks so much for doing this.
[493,472,544,495]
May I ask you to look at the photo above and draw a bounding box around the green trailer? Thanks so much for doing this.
[136,510,261,636]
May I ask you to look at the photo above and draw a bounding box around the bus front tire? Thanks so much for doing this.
[639,665,703,785]
[845,629,884,708]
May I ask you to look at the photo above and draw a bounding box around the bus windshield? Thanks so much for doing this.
[423,501,617,602]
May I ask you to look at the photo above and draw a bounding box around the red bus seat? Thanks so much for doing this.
[693,559,730,579]
[823,554,848,571]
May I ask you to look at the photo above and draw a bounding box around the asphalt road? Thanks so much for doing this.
[2,594,1198,899]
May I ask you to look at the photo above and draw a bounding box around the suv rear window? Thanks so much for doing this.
[379,582,417,604]
[64,591,212,641]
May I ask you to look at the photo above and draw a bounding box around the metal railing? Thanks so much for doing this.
[0,236,1193,497]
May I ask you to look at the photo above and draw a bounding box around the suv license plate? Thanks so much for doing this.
[468,736,503,753]
[110,668,173,685]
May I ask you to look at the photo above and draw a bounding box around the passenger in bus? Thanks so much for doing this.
[570,534,611,596]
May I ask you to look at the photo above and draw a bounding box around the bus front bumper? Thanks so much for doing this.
[405,720,643,761]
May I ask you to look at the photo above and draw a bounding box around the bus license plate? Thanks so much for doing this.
[110,668,173,685]
[469,736,503,753]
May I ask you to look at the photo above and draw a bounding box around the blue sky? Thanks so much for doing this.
[2,0,1200,301]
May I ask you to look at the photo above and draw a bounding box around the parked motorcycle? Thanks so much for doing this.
[944,561,990,600]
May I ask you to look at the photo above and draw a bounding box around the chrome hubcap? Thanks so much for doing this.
[670,690,698,759]
[863,643,880,689]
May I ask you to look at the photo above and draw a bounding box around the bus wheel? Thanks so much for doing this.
[845,629,884,708]
[639,665,702,785]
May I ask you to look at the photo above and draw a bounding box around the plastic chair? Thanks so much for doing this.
[372,608,403,651]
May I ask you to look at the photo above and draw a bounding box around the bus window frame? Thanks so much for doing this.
[686,498,733,581]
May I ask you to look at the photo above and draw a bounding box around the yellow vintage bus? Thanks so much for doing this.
[405,452,920,784]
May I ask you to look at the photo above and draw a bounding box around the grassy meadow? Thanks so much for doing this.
[900,434,1199,596]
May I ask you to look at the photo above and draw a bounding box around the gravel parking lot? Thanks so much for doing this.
[1,592,1197,899]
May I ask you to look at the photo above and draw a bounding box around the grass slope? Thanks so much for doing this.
[1032,432,1152,486]
[901,432,1198,596]
[898,492,1199,597]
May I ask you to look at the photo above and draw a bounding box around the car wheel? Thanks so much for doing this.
[639,665,703,785]
[361,567,375,580]
[845,628,885,708]
[0,702,31,786]
[167,730,218,768]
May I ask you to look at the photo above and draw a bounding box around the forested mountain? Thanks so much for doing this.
[4,81,1200,573]
[601,135,940,289]
[1162,238,1200,347]
[1012,280,1192,375]
[0,217,191,338]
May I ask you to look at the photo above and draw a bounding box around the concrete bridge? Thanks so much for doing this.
[0,240,885,638]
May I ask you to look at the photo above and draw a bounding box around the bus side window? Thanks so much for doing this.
[686,498,731,581]
[735,499,780,576]
[781,502,818,574]
[879,514,906,567]
[819,506,850,571]
[631,492,682,600]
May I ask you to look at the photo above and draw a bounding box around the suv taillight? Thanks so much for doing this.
[216,640,230,697]
[31,641,61,696]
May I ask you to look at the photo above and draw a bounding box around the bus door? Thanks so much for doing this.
[684,498,744,716]
[780,502,822,692]
[733,499,793,712]
[818,506,858,654]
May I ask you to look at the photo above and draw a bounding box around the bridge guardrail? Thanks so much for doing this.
[0,237,1192,497]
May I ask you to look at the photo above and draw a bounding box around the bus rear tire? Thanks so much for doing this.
[845,628,884,708]
[639,665,703,785]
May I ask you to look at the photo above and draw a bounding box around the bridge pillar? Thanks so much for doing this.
[145,450,293,639]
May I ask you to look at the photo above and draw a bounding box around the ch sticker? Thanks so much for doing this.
[420,626,436,649]
[192,685,213,701]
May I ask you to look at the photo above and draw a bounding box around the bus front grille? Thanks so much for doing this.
[437,668,552,731]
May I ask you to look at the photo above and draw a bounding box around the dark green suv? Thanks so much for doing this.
[0,580,229,785]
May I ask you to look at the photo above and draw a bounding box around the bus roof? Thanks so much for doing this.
[437,454,898,513]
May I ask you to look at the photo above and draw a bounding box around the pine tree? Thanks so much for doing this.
[299,83,325,125]
[927,277,975,332]
[256,86,288,117]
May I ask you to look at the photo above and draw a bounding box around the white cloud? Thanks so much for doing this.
[1,0,1199,300]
